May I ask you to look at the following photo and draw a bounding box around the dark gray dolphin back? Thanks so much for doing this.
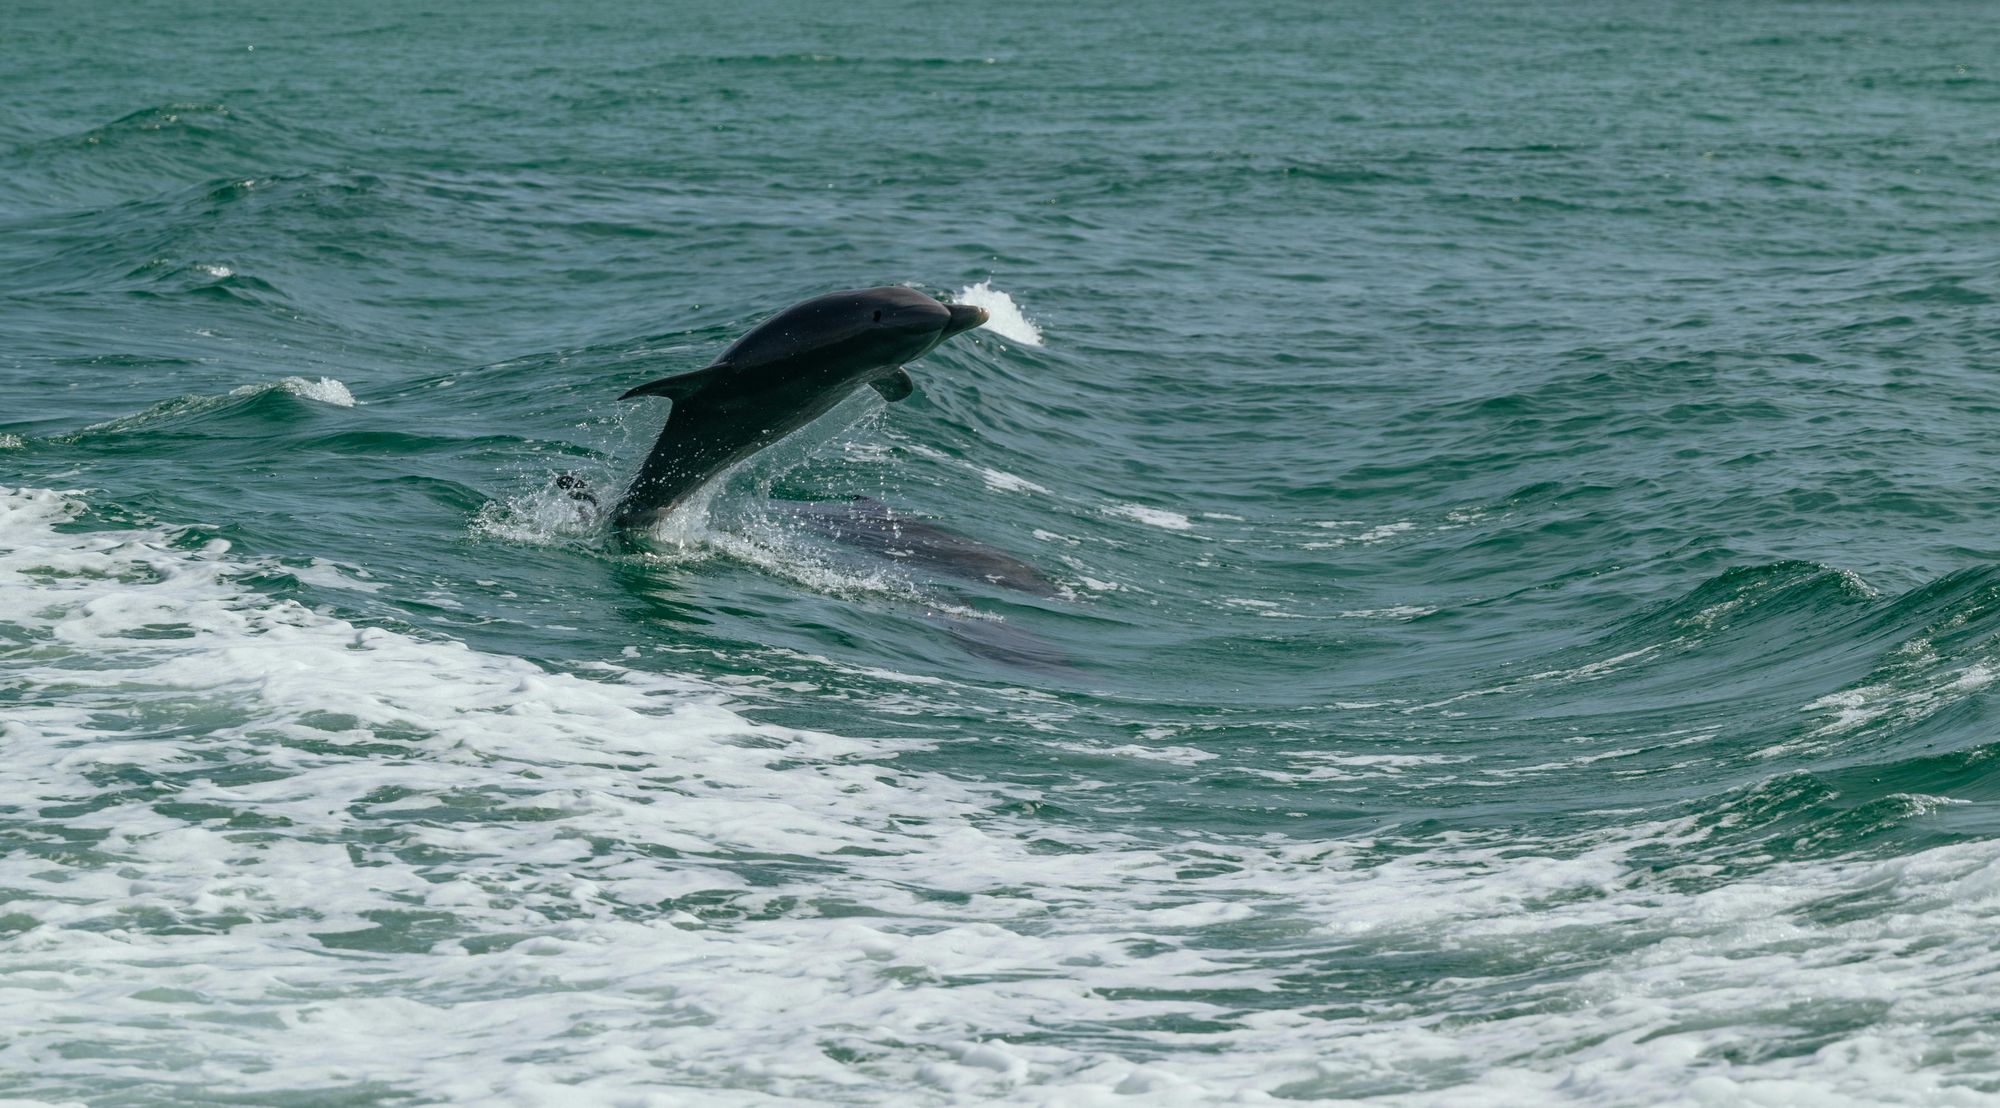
[715,286,953,371]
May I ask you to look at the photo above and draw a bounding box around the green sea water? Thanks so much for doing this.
[7,1,2000,1103]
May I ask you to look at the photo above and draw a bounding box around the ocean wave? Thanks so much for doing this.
[3,104,353,213]
[11,478,1999,1102]
[61,377,360,440]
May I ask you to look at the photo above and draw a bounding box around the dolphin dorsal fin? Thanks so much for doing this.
[618,360,733,402]
[869,368,915,403]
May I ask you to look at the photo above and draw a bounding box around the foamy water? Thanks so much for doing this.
[955,281,1043,347]
[10,488,2000,1103]
[1105,501,1195,531]
[230,376,358,406]
[15,2,2000,1101]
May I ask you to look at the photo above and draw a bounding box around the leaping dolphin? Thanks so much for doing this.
[613,286,988,529]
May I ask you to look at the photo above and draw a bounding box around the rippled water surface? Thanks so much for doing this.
[8,1,2000,1103]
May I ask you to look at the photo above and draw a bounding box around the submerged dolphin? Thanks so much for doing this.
[613,286,988,528]
[776,497,1063,598]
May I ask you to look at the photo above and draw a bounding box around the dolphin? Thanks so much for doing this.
[613,286,988,529]
[775,497,1063,598]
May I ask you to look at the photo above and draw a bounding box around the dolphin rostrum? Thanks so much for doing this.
[613,286,987,529]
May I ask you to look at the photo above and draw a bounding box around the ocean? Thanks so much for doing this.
[6,1,2000,1103]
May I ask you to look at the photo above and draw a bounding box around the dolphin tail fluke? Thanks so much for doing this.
[618,360,733,402]
[869,368,915,403]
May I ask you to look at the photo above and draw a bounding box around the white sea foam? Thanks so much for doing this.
[979,467,1049,494]
[1223,597,1307,619]
[278,375,357,406]
[1105,502,1195,531]
[1098,743,1219,766]
[0,434,21,449]
[288,557,387,593]
[954,280,1043,346]
[227,375,356,406]
[1783,659,1996,756]
[1305,519,1418,549]
[10,486,2000,1104]
[1358,522,1416,541]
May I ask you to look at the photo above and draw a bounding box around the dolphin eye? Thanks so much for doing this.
[872,310,882,322]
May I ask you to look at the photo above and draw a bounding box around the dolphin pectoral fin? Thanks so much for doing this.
[869,368,915,403]
[618,360,733,402]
